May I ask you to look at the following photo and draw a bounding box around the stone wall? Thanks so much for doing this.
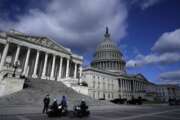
[0,77,24,97]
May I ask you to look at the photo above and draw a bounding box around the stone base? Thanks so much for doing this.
[32,74,38,78]
[41,75,47,80]
[50,77,55,81]
[0,77,25,97]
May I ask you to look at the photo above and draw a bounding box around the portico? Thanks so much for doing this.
[0,30,83,83]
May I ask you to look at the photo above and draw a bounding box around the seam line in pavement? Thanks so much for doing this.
[154,115,180,120]
[16,115,31,120]
[118,108,180,120]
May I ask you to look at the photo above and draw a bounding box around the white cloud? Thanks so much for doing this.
[0,0,128,53]
[152,28,180,53]
[159,70,180,84]
[131,0,163,10]
[127,28,180,68]
[126,52,180,67]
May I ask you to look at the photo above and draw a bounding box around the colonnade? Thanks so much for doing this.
[0,42,82,81]
[93,61,125,71]
[119,79,145,98]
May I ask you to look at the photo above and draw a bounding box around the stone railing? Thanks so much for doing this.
[0,67,22,81]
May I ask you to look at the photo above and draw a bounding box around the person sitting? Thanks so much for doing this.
[80,99,88,114]
[51,99,58,113]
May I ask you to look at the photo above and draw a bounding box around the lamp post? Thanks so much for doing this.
[13,61,19,77]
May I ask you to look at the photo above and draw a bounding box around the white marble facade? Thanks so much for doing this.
[82,68,148,100]
[0,29,179,101]
[81,28,179,101]
[0,30,83,83]
[81,28,148,100]
[82,68,119,100]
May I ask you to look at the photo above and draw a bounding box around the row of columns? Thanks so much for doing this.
[94,61,124,71]
[0,42,82,81]
[133,80,144,92]
[96,52,119,59]
[120,79,131,92]
[119,79,144,97]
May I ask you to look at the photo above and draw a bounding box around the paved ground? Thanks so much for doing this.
[0,104,180,120]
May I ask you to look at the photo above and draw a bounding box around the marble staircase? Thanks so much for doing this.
[0,78,113,108]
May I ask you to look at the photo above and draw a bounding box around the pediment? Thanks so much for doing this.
[9,33,71,54]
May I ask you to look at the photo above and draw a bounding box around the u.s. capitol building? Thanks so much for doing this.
[79,28,179,101]
[0,28,179,102]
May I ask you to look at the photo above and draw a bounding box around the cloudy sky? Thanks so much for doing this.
[0,0,180,85]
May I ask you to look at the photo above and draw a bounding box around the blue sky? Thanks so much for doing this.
[0,0,180,84]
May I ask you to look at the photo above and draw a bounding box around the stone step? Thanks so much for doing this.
[0,78,113,108]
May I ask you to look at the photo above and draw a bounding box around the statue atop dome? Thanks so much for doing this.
[104,27,110,38]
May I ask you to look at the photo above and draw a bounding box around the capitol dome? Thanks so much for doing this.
[91,27,126,74]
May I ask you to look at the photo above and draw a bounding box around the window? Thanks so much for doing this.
[98,92,100,99]
[98,81,100,89]
[93,80,95,88]
[93,92,95,98]
[103,82,105,89]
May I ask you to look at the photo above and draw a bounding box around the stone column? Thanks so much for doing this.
[57,57,63,81]
[141,82,143,96]
[0,43,9,70]
[138,82,140,93]
[123,80,125,97]
[50,55,56,80]
[65,58,70,78]
[135,81,137,93]
[136,82,138,93]
[132,80,135,97]
[102,62,104,69]
[137,81,140,97]
[73,63,77,79]
[32,50,40,78]
[79,65,82,78]
[123,80,125,92]
[14,45,20,64]
[134,81,136,93]
[120,79,123,98]
[129,81,131,92]
[127,81,128,92]
[125,80,127,92]
[142,83,144,91]
[127,80,129,92]
[41,53,48,79]
[22,48,31,76]
[79,65,82,83]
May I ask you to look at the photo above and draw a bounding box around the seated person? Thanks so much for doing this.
[50,99,58,112]
[80,99,88,113]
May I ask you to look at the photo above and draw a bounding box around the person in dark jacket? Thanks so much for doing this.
[60,96,67,110]
[42,94,50,114]
[80,99,88,114]
[51,99,58,112]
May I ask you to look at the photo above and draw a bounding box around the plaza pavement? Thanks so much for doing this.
[0,104,180,120]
